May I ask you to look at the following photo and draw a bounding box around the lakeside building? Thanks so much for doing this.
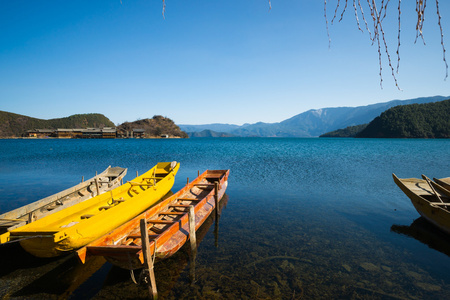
[26,129,55,138]
[24,128,172,139]
[116,129,146,138]
[26,128,117,139]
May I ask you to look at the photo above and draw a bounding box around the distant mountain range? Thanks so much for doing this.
[188,130,234,138]
[178,96,449,137]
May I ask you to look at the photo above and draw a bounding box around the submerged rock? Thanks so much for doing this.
[342,264,352,272]
[415,282,441,292]
[360,262,379,272]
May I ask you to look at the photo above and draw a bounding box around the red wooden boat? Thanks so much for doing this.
[77,169,229,270]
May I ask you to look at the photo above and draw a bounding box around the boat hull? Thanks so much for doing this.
[10,162,179,257]
[0,166,127,244]
[79,169,229,270]
[393,174,450,235]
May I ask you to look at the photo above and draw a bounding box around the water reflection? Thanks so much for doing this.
[0,243,106,299]
[391,217,450,258]
[93,194,229,299]
[0,194,228,299]
[12,255,106,298]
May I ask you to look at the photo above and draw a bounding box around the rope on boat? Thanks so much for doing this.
[127,252,138,284]
[128,238,158,285]
[130,269,138,285]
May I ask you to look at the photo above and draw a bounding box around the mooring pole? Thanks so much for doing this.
[188,205,197,283]
[140,219,158,300]
[188,205,197,257]
[214,214,220,248]
[81,176,84,183]
[214,182,219,219]
[214,181,220,247]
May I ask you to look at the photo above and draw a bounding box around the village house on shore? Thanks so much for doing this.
[25,128,170,139]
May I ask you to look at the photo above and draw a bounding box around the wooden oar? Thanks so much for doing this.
[430,179,450,197]
[422,174,445,205]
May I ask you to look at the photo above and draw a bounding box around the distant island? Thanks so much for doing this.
[320,100,450,138]
[0,112,188,139]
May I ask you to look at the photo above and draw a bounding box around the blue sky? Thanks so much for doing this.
[1,1,449,125]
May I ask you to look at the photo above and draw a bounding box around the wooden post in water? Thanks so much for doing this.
[188,205,197,283]
[140,219,158,300]
[187,177,189,185]
[214,211,220,248]
[136,171,139,178]
[214,181,220,247]
[214,182,219,219]
[188,205,197,256]
[81,176,84,183]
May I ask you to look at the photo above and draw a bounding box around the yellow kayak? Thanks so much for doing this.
[9,162,180,258]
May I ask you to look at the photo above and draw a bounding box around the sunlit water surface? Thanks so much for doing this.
[0,138,449,299]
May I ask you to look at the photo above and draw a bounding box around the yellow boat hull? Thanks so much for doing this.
[10,162,179,257]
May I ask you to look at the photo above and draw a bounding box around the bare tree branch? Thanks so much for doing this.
[326,0,448,87]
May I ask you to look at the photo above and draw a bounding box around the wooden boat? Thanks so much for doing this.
[392,173,450,235]
[9,162,180,258]
[0,166,127,244]
[77,169,229,270]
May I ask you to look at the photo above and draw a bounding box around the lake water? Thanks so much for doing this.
[0,138,450,299]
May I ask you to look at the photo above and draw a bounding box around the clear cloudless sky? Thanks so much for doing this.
[1,0,449,125]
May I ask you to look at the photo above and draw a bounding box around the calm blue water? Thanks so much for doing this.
[1,138,450,299]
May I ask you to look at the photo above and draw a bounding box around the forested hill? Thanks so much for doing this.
[320,124,368,138]
[117,115,188,138]
[0,111,115,137]
[356,100,450,138]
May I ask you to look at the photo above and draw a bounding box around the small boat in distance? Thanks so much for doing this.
[78,169,229,270]
[9,162,179,257]
[392,173,450,235]
[0,166,127,244]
